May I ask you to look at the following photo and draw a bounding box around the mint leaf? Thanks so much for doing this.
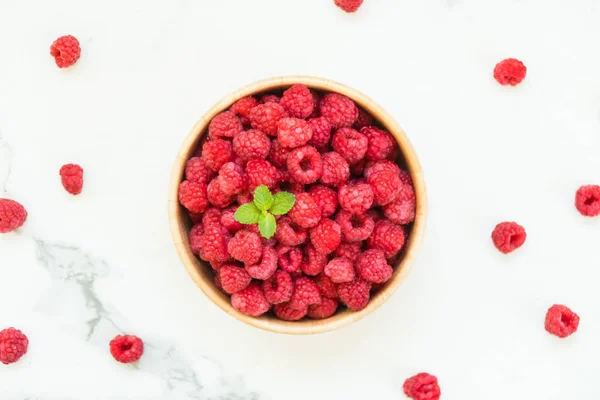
[258,211,276,239]
[234,203,261,224]
[269,191,296,215]
[253,185,273,211]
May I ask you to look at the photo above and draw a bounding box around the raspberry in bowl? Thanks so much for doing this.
[169,76,426,334]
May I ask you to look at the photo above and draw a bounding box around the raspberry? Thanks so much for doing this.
[202,207,222,228]
[338,182,374,215]
[310,91,321,118]
[275,216,308,247]
[50,35,81,68]
[0,199,27,234]
[338,278,371,311]
[310,218,342,254]
[227,229,263,265]
[179,180,209,213]
[491,222,526,254]
[308,117,332,149]
[200,223,231,262]
[308,298,339,319]
[245,159,279,190]
[314,274,338,299]
[336,210,375,242]
[217,162,247,196]
[383,184,416,225]
[353,108,373,129]
[361,126,395,161]
[268,139,290,168]
[288,277,322,309]
[262,270,294,304]
[301,243,328,276]
[220,206,244,233]
[214,272,223,291]
[332,128,368,165]
[109,335,144,364]
[246,246,278,280]
[207,178,235,208]
[185,157,215,184]
[188,223,204,255]
[248,103,289,136]
[368,220,405,258]
[403,373,441,400]
[288,193,322,229]
[230,96,259,125]
[368,170,402,206]
[356,249,392,283]
[260,94,280,104]
[544,304,580,338]
[280,84,314,119]
[575,185,600,217]
[274,302,308,321]
[287,146,323,185]
[231,283,271,317]
[364,160,401,179]
[334,0,363,12]
[202,139,233,172]
[320,152,350,187]
[237,190,253,205]
[398,170,413,186]
[324,257,355,283]
[0,327,28,364]
[278,118,314,149]
[493,58,527,86]
[320,93,358,129]
[276,245,304,273]
[232,129,271,162]
[308,185,338,218]
[208,111,243,139]
[59,164,84,195]
[334,241,362,263]
[219,265,252,294]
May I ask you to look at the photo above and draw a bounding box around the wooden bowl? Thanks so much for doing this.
[168,76,427,335]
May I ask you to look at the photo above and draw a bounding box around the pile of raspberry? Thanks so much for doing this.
[177,84,417,320]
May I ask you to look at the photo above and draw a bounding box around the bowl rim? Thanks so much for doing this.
[168,76,427,335]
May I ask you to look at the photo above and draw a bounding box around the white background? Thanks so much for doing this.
[1,0,599,399]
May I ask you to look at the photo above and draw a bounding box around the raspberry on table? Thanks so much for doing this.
[335,241,362,263]
[245,246,278,280]
[248,103,289,136]
[308,297,339,319]
[276,245,304,273]
[288,277,322,309]
[232,129,271,163]
[230,96,259,125]
[217,162,248,196]
[491,222,526,254]
[320,93,358,129]
[338,181,374,215]
[0,199,28,234]
[179,180,209,213]
[361,126,395,161]
[334,0,364,12]
[207,178,235,208]
[201,139,233,172]
[263,270,294,304]
[268,139,291,168]
[50,35,81,68]
[356,249,392,283]
[575,185,600,217]
[314,274,339,299]
[310,218,342,254]
[353,108,373,130]
[260,94,280,104]
[220,206,244,233]
[338,278,371,311]
[287,146,323,185]
[59,164,84,195]
[493,58,527,86]
[383,184,416,225]
[288,193,322,229]
[200,223,231,262]
[308,117,332,149]
[275,216,308,247]
[208,111,243,139]
[403,373,441,400]
[300,243,328,276]
[364,160,401,179]
[109,335,144,364]
[368,220,405,258]
[274,302,308,321]
[544,304,580,338]
[245,159,279,190]
[0,327,28,364]
[332,128,368,165]
[325,257,355,283]
[320,152,350,187]
[308,185,338,218]
[185,157,215,184]
[227,229,263,265]
[219,265,252,294]
[368,170,402,206]
[280,84,314,119]
[231,283,271,317]
[188,224,204,255]
[278,118,314,149]
[336,210,375,242]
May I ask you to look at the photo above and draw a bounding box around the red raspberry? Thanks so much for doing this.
[188,223,204,255]
[179,180,209,213]
[334,241,362,263]
[280,84,313,119]
[310,218,342,254]
[50,35,80,68]
[368,220,405,258]
[207,178,235,208]
[278,118,314,149]
[214,272,224,291]
[398,170,413,186]
[0,199,27,234]
[308,117,332,149]
[218,162,248,196]
[276,245,304,273]
[202,139,233,172]
[338,182,374,215]
[246,246,278,280]
[314,274,338,299]
[109,335,144,364]
[300,243,328,276]
[231,283,271,317]
[260,94,280,104]
[288,277,322,309]
[59,164,84,195]
[353,108,373,130]
[185,157,215,184]
[332,128,368,165]
[403,373,441,400]
[545,304,580,338]
[232,129,271,162]
[219,265,252,294]
[202,208,222,228]
[262,270,294,304]
[245,159,278,190]
[209,111,243,139]
[324,257,355,283]
[493,58,527,86]
[227,229,262,265]
[368,170,402,206]
[334,0,363,12]
[210,259,226,271]
[364,160,401,179]
[338,278,371,311]
[310,91,321,118]
[575,185,600,217]
[274,302,308,321]
[491,222,526,254]
[361,126,395,161]
[0,327,28,364]
[248,103,288,136]
[220,206,244,233]
[268,139,290,168]
[383,184,416,225]
[356,249,392,283]
[275,216,308,246]
[320,93,358,129]
[230,96,259,125]
[336,210,375,242]
[320,152,350,187]
[200,223,231,262]
[308,185,338,218]
[287,146,323,184]
[237,190,253,205]
[308,297,339,319]
[288,193,322,229]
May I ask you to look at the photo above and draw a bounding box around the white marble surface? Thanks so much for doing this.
[1,0,600,398]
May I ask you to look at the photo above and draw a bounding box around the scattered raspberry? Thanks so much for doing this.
[109,335,144,364]
[368,170,402,206]
[493,58,527,86]
[0,199,28,234]
[185,157,215,184]
[288,277,322,309]
[368,220,405,258]
[220,206,244,233]
[202,139,233,172]
[275,216,308,246]
[280,84,314,119]
[320,152,350,187]
[288,193,322,229]
[314,274,338,299]
[336,210,375,242]
[179,180,209,213]
[324,257,355,283]
[320,93,358,129]
[188,224,204,255]
[491,222,526,254]
[308,185,338,218]
[248,103,289,136]
[332,128,368,165]
[276,245,304,273]
[361,126,395,161]
[0,327,28,365]
[308,297,339,319]
[353,108,373,130]
[334,0,363,12]
[268,139,290,168]
[231,283,271,317]
[575,185,600,217]
[227,229,263,265]
[209,111,243,139]
[308,117,332,149]
[262,270,294,304]
[278,118,314,149]
[245,159,279,190]
[59,164,84,195]
[202,207,222,228]
[206,178,235,208]
[219,265,252,294]
[50,35,81,68]
[245,246,278,280]
[338,278,371,311]
[232,129,271,163]
[216,162,247,196]
[364,160,401,179]
[260,94,280,104]
[230,96,259,125]
[200,223,231,262]
[301,243,328,276]
[334,241,362,263]
[338,182,374,215]
[403,373,441,400]
[274,302,308,321]
[383,184,416,225]
[356,249,392,283]
[310,218,342,254]
[544,304,580,338]
[287,146,323,185]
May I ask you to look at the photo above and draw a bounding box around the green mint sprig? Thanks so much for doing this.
[234,185,296,239]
